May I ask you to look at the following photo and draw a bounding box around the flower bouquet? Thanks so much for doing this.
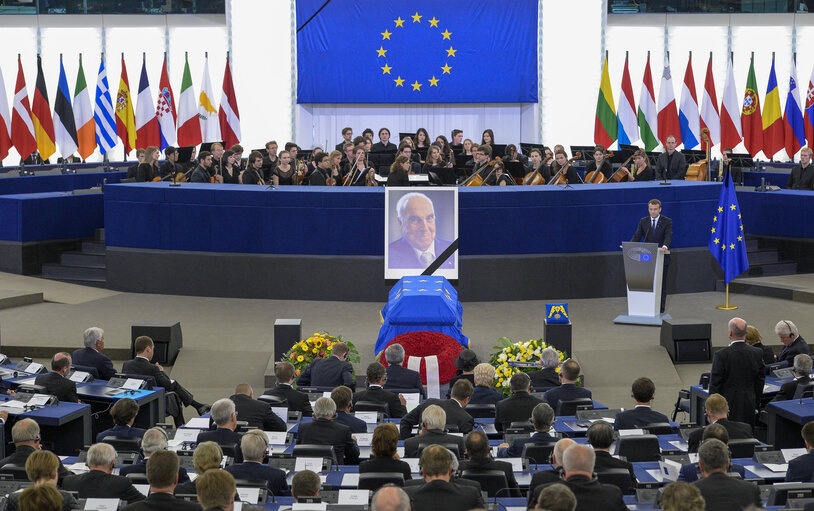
[489,337,567,396]
[380,331,463,384]
[280,332,360,380]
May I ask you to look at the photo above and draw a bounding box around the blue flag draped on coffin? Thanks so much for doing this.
[296,0,538,103]
[707,169,749,284]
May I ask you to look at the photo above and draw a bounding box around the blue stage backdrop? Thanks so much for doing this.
[296,0,538,103]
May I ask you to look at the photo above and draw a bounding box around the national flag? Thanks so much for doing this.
[74,55,96,159]
[0,63,12,161]
[721,55,742,150]
[805,64,814,149]
[708,168,749,284]
[637,54,659,152]
[218,54,241,149]
[156,55,177,150]
[657,55,681,146]
[699,54,720,151]
[617,53,638,146]
[11,56,36,160]
[32,55,56,161]
[762,56,783,159]
[134,56,160,149]
[115,57,137,154]
[742,55,763,158]
[53,56,78,159]
[94,57,116,155]
[784,59,805,159]
[198,56,221,143]
[679,54,700,149]
[177,54,201,147]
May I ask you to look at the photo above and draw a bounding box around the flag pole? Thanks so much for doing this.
[716,283,738,310]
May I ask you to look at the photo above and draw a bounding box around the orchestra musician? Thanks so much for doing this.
[362,128,374,141]
[135,146,160,182]
[336,127,353,151]
[210,142,225,175]
[787,146,814,190]
[261,141,279,182]
[549,144,567,174]
[450,129,464,151]
[618,149,654,182]
[309,152,333,186]
[435,135,456,167]
[230,144,245,172]
[386,155,411,187]
[273,150,299,186]
[190,151,216,183]
[462,139,474,157]
[423,145,446,175]
[494,160,516,186]
[341,142,355,173]
[126,148,146,179]
[349,146,376,186]
[328,150,344,185]
[220,150,241,184]
[551,150,580,184]
[372,128,397,152]
[415,128,431,151]
[526,149,551,183]
[481,129,495,146]
[543,146,554,165]
[711,147,741,183]
[654,135,687,180]
[241,151,266,185]
[398,142,423,174]
[584,145,613,180]
[472,145,492,179]
[503,144,528,169]
[159,146,178,179]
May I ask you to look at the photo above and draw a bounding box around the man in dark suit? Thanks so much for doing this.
[0,419,71,478]
[692,439,761,511]
[197,398,244,463]
[353,362,407,418]
[404,444,485,511]
[264,361,313,416]
[630,198,673,313]
[400,379,474,440]
[687,393,753,452]
[296,341,355,390]
[775,319,810,366]
[498,403,556,458]
[96,397,145,442]
[586,421,636,490]
[35,352,79,403]
[528,347,562,390]
[297,397,360,464]
[196,469,238,511]
[62,443,145,502]
[230,384,285,431]
[332,386,367,433]
[709,318,765,426]
[773,354,813,402]
[459,430,519,496]
[654,135,687,180]
[678,423,746,482]
[403,404,466,459]
[787,146,814,190]
[383,343,426,399]
[119,427,190,483]
[388,192,454,270]
[495,372,544,431]
[224,430,288,497]
[543,359,592,413]
[121,450,199,511]
[786,421,814,482]
[527,438,575,507]
[72,326,117,380]
[614,377,669,430]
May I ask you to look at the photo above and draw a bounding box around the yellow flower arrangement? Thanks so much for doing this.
[489,337,568,396]
[280,332,360,386]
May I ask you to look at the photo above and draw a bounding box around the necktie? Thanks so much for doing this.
[652,218,656,231]
[420,252,434,267]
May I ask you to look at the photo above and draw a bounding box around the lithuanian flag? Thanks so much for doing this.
[595,53,617,148]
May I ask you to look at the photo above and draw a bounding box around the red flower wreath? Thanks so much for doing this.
[380,331,463,384]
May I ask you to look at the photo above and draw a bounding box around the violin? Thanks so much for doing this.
[609,153,636,183]
[584,151,613,184]
[547,153,582,185]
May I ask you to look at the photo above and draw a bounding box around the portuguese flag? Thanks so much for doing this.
[594,53,617,148]
[742,54,763,158]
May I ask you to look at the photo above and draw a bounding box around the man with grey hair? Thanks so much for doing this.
[197,398,244,463]
[371,485,411,511]
[297,397,360,464]
[120,427,191,482]
[388,192,453,270]
[529,347,563,389]
[498,402,556,458]
[225,429,288,496]
[400,379,474,439]
[527,438,575,508]
[72,326,116,380]
[709,317,765,425]
[586,420,636,487]
[535,483,577,511]
[470,362,503,405]
[35,352,79,403]
[692,438,760,510]
[774,353,814,401]
[0,418,70,477]
[404,404,466,458]
[776,319,809,366]
[384,343,425,399]
[495,372,544,431]
[63,443,145,502]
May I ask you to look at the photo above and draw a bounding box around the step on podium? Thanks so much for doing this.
[614,242,671,326]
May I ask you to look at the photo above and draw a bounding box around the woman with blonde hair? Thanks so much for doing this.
[5,450,78,511]
[469,363,504,405]
[746,325,775,364]
[358,423,411,479]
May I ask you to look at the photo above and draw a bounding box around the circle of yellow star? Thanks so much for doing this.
[730,243,735,250]
[711,227,716,233]
[428,76,439,87]
[737,236,743,241]
[394,17,405,27]
[381,63,392,75]
[381,29,392,40]
[446,46,457,57]
[411,80,422,91]
[428,17,439,27]
[730,204,736,210]
[713,216,717,222]
[718,206,723,212]
[412,12,422,23]
[441,29,452,39]
[394,76,404,87]
[377,46,387,57]
[713,238,720,245]
[441,63,452,74]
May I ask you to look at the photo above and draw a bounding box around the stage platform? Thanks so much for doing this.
[728,273,814,304]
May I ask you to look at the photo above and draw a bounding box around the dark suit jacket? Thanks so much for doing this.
[263,384,313,416]
[709,341,765,424]
[335,411,367,433]
[225,461,288,496]
[498,431,556,458]
[6,488,77,511]
[470,385,504,405]
[403,429,465,459]
[614,405,669,430]
[774,376,812,402]
[384,364,426,399]
[692,472,761,511]
[788,163,814,190]
[446,374,475,398]
[62,469,145,502]
[686,419,753,453]
[631,215,673,263]
[786,450,814,482]
[777,336,810,366]
[527,469,564,507]
[119,457,190,482]
[0,445,71,478]
[230,393,286,431]
[121,492,201,511]
[543,383,592,413]
[753,342,776,365]
[495,391,544,431]
[297,418,359,464]
[459,457,519,496]
[296,356,355,390]
[593,450,636,486]
[386,171,409,187]
[529,368,560,390]
[197,427,243,463]
[122,356,173,391]
[353,385,407,418]
[71,347,117,380]
[189,165,212,183]
[535,475,627,511]
[96,424,146,443]
[655,150,687,180]
[359,455,412,480]
[399,398,473,439]
[678,461,745,483]
[387,237,454,270]
[35,372,78,403]
[404,479,484,511]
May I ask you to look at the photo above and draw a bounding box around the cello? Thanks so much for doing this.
[609,153,636,183]
[584,150,613,184]
[547,152,582,185]
[461,158,498,186]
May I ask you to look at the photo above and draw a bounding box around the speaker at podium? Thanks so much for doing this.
[614,242,671,326]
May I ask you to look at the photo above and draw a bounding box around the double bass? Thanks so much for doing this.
[584,151,613,183]
[547,152,582,185]
[686,128,710,181]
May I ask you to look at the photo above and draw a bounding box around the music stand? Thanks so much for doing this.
[619,144,641,153]
[177,146,195,164]
[299,149,314,162]
[490,144,507,158]
[503,161,525,179]
[252,148,269,157]
[730,153,755,169]
[520,143,546,156]
[398,132,416,142]
[570,146,595,160]
[199,142,225,154]
[682,149,706,164]
[610,148,634,164]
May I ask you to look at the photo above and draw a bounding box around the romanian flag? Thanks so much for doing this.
[742,55,763,158]
[32,55,56,161]
[115,56,136,154]
[762,56,783,159]
[594,53,617,148]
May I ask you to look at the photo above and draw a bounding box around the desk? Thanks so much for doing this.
[0,396,90,455]
[766,399,814,448]
[0,170,126,195]
[690,376,784,426]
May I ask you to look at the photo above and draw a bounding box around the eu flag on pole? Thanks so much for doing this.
[296,0,537,103]
[708,169,749,284]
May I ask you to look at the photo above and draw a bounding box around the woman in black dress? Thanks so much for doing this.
[220,150,241,184]
[619,149,654,182]
[386,155,410,186]
[135,146,160,182]
[273,150,298,185]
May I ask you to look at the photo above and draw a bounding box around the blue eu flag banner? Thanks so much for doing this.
[296,0,538,104]
[708,170,749,284]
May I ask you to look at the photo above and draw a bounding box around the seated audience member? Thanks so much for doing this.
[529,347,562,390]
[746,325,775,365]
[72,326,116,380]
[121,450,200,511]
[264,361,313,416]
[776,319,809,366]
[230,383,285,431]
[469,363,504,405]
[459,430,519,496]
[197,398,244,463]
[543,359,591,412]
[353,362,407,418]
[120,427,190,482]
[614,377,669,429]
[291,470,321,501]
[527,438,575,504]
[404,445,484,511]
[62,443,144,502]
[495,372,544,431]
[296,342,355,390]
[498,402,556,458]
[360,423,412,480]
[332,386,367,433]
[661,482,705,511]
[786,421,814,482]
[403,404,466,459]
[586,420,636,485]
[0,419,70,477]
[96,398,145,442]
[447,349,478,395]
[371,486,411,511]
[774,354,814,401]
[18,485,62,511]
[174,441,223,495]
[4,450,78,511]
[534,483,577,511]
[691,439,760,510]
[687,393,752,453]
[383,343,425,399]
[224,430,288,496]
[196,469,237,511]
[35,352,79,403]
[297,397,360,464]
[678,423,746,482]
[400,380,474,440]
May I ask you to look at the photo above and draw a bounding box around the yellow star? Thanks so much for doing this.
[713,238,720,245]
[441,63,452,74]
[711,227,716,233]
[381,29,392,40]
[411,80,422,91]
[394,76,404,87]
[713,216,717,222]
[730,243,735,250]
[740,225,744,230]
[738,213,742,219]
[446,46,457,57]
[428,76,439,87]
[412,12,422,23]
[737,236,743,241]
[730,204,736,210]
[721,244,726,250]
[376,46,387,57]
[718,206,723,212]
[441,29,452,40]
[381,63,392,74]
[428,17,439,27]
[394,17,405,27]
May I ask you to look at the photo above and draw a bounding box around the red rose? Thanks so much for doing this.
[381,331,463,384]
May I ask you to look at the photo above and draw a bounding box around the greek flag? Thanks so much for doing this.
[94,57,116,155]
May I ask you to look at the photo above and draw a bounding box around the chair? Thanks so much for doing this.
[218,442,240,461]
[642,422,674,435]
[466,404,496,419]
[0,464,28,480]
[671,373,710,421]
[507,422,534,432]
[101,436,141,453]
[556,398,594,416]
[354,401,389,417]
[459,469,509,498]
[767,482,814,506]
[728,438,761,458]
[358,472,405,490]
[124,473,149,485]
[596,468,635,494]
[521,442,556,465]
[445,424,460,433]
[615,435,660,462]
[417,442,460,459]
[794,381,814,400]
[258,394,288,406]
[292,444,337,464]
[71,364,99,380]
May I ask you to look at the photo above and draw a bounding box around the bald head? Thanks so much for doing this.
[51,352,71,374]
[371,486,411,511]
[562,444,596,476]
[728,318,747,340]
[234,384,253,397]
[552,438,576,467]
